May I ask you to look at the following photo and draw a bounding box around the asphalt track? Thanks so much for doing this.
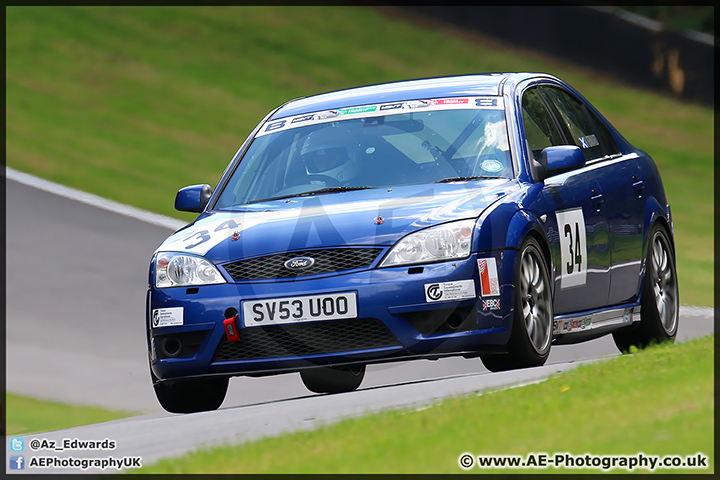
[4,172,715,473]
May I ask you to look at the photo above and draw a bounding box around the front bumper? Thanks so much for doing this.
[147,250,516,381]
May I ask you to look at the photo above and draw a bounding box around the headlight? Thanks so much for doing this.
[155,252,226,288]
[379,219,475,267]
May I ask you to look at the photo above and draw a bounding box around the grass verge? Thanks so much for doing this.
[5,393,139,436]
[133,334,714,474]
[5,6,713,306]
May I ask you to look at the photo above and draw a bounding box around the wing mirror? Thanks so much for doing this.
[536,145,586,181]
[175,184,213,213]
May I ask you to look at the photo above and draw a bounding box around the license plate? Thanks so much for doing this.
[242,292,357,327]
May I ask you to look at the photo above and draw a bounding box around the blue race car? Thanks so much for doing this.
[147,73,678,413]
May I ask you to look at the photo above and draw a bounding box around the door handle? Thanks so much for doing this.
[591,189,604,211]
[632,176,644,198]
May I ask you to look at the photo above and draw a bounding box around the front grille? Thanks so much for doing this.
[222,248,383,281]
[212,318,400,362]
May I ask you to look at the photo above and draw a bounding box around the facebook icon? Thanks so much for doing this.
[10,455,25,470]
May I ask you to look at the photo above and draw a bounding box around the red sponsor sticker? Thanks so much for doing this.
[478,258,500,297]
[430,98,469,105]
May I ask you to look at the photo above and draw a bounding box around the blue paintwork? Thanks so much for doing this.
[540,145,586,174]
[174,184,212,213]
[147,73,672,382]
[159,181,517,263]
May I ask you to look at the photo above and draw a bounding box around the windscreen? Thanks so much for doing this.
[215,97,510,208]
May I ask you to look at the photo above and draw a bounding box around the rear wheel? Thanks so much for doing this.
[481,236,553,372]
[613,224,678,353]
[300,364,365,394]
[151,369,228,414]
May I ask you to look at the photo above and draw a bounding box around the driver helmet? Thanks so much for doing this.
[300,126,360,183]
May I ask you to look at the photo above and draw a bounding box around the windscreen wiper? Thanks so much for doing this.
[435,176,496,183]
[248,186,372,204]
[302,186,373,196]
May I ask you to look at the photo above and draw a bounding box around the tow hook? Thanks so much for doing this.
[223,308,240,342]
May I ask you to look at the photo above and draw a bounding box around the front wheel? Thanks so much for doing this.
[152,370,229,414]
[481,236,553,372]
[300,364,365,394]
[613,224,678,353]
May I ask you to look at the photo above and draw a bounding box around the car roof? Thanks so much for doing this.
[271,73,542,119]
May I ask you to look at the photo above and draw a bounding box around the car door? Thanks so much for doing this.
[539,86,644,306]
[521,86,611,314]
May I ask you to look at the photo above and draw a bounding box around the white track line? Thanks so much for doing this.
[678,305,715,317]
[5,166,186,230]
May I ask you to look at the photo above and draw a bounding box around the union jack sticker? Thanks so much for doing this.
[482,298,501,311]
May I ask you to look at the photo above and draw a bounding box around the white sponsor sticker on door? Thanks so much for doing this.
[556,208,587,289]
[425,280,476,303]
[152,307,184,328]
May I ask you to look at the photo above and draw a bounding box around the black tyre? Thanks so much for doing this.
[152,370,229,414]
[300,364,365,394]
[613,224,678,353]
[481,236,553,372]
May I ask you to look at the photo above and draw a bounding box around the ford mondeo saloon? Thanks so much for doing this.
[147,73,678,413]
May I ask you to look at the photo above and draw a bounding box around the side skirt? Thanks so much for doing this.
[552,305,641,345]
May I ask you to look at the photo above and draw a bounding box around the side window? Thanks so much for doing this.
[540,87,609,161]
[521,88,564,161]
[586,108,620,156]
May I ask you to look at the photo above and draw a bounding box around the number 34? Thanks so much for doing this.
[556,208,587,289]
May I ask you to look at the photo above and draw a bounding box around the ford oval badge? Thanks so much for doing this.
[284,256,315,270]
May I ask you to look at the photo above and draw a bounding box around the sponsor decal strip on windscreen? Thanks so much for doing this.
[257,97,504,137]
